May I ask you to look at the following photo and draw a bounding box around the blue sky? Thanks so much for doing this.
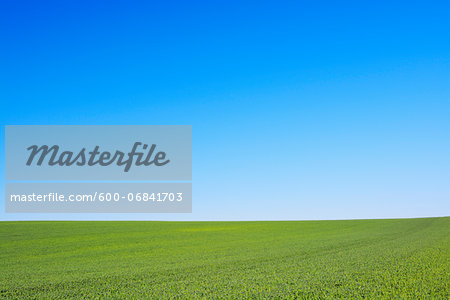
[1,1,449,220]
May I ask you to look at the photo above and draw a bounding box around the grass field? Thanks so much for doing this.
[0,217,449,299]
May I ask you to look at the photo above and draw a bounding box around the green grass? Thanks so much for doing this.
[1,218,449,299]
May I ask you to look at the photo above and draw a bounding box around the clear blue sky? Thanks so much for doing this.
[1,1,449,220]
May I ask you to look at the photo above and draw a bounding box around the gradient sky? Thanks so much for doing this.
[1,1,449,220]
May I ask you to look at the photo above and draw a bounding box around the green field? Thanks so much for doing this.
[1,218,449,299]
